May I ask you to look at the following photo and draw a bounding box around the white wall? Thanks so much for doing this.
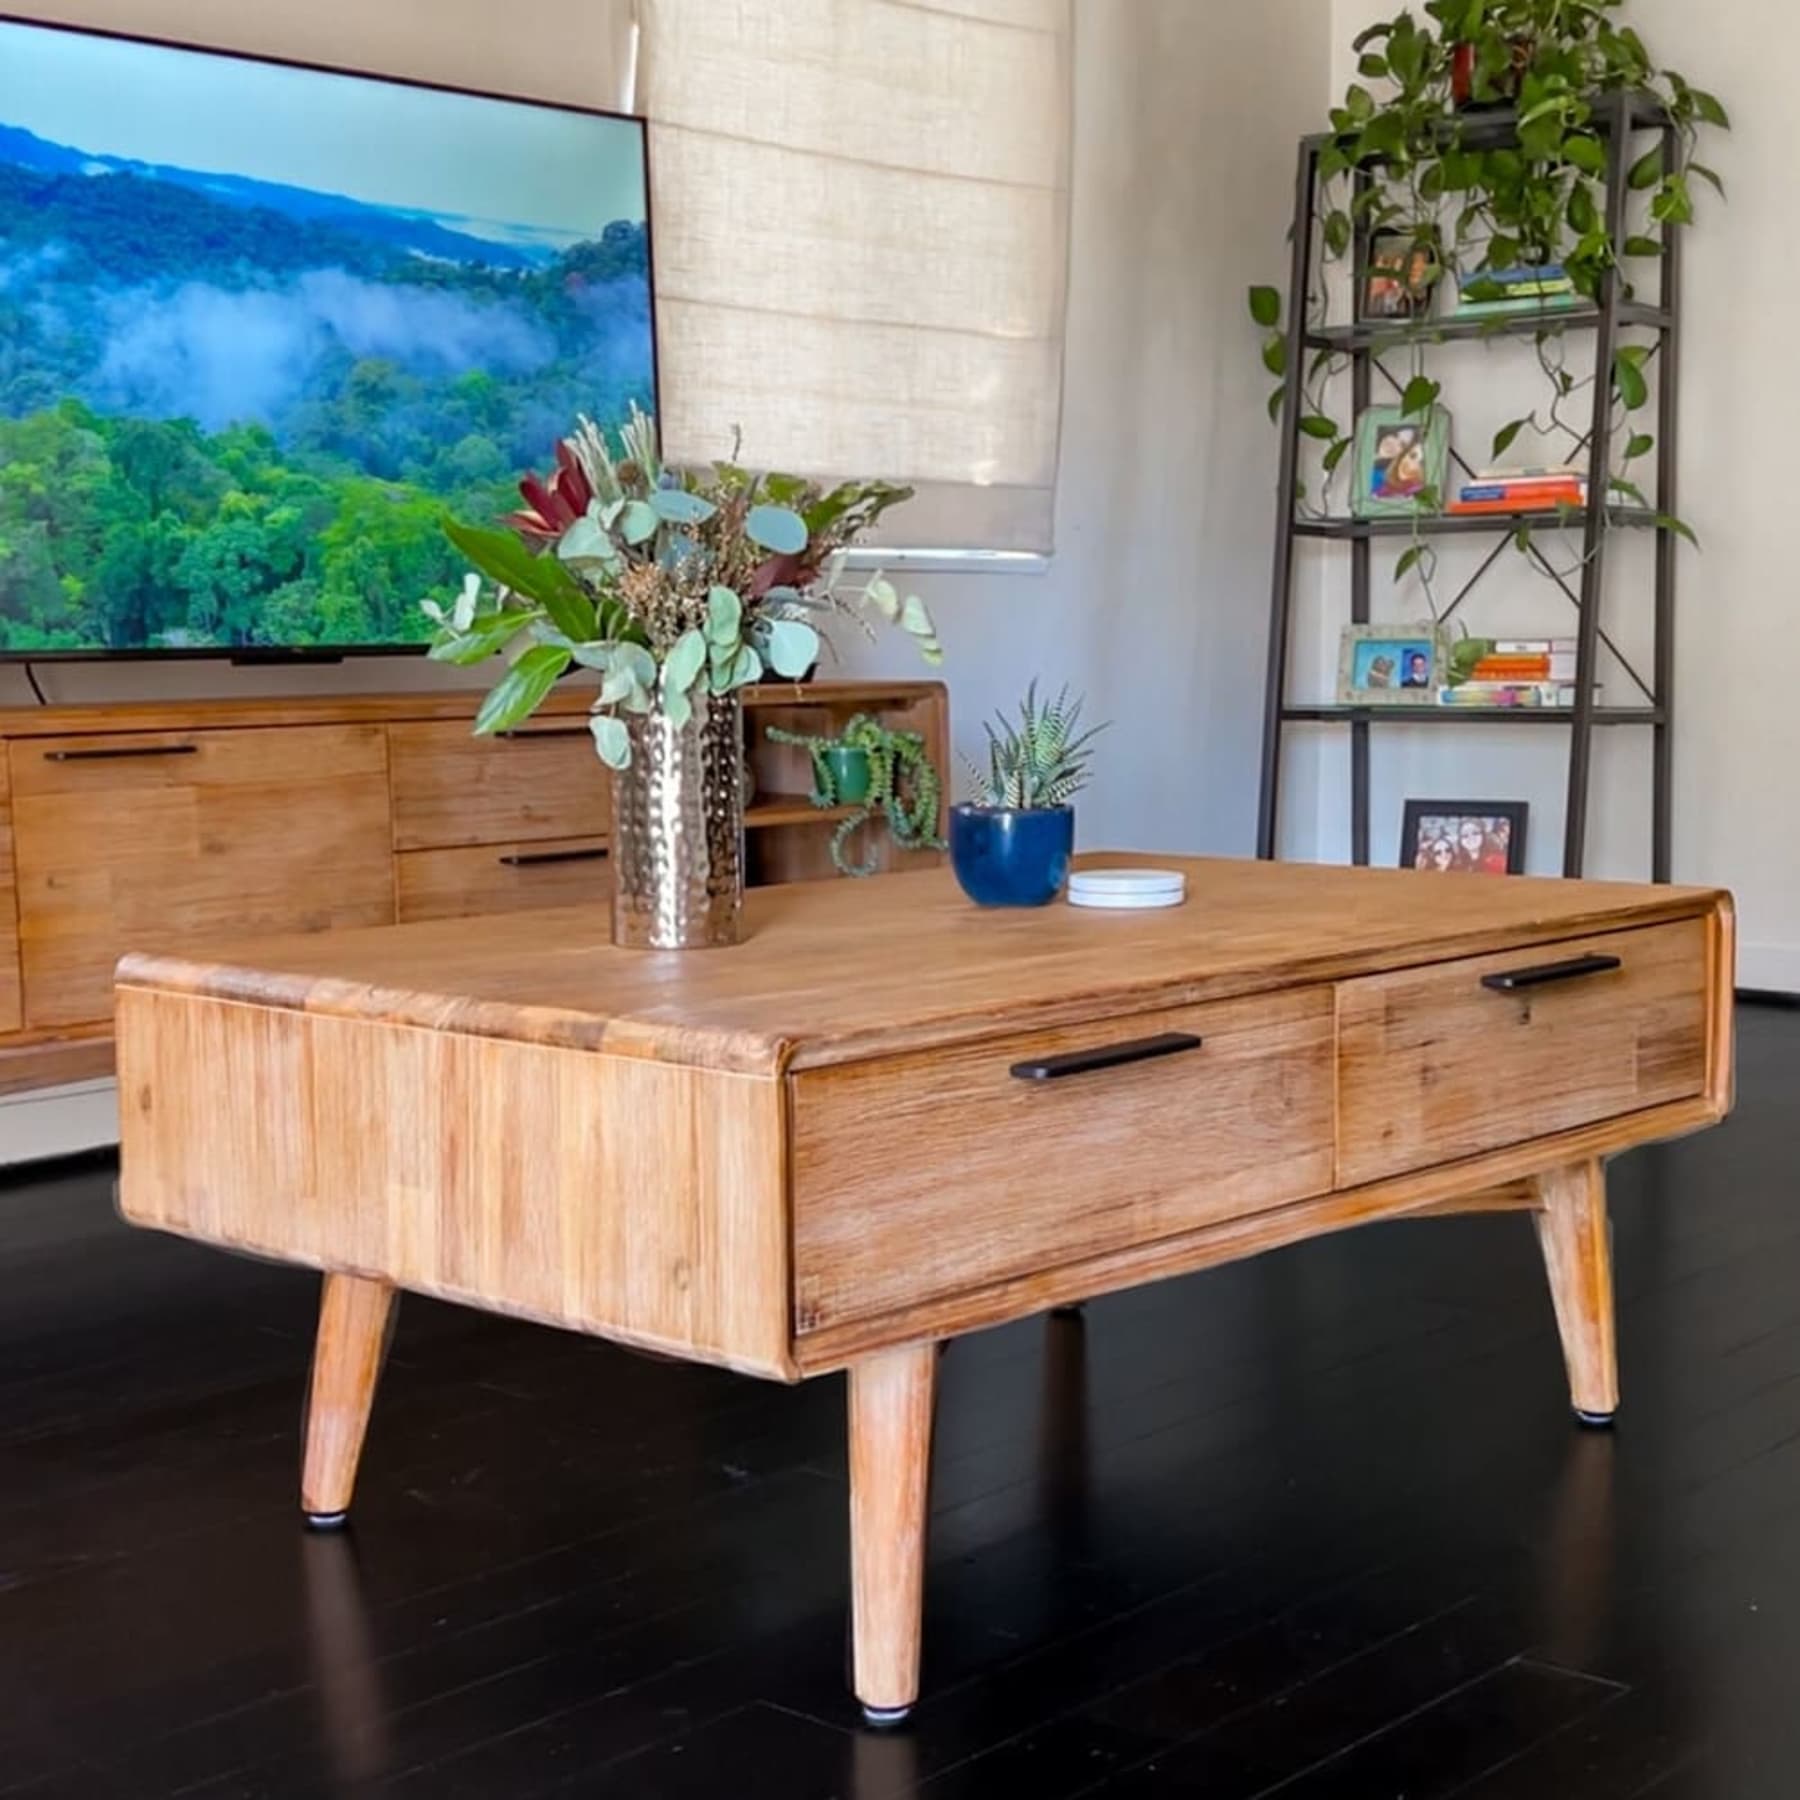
[0,0,1328,862]
[1314,0,1797,986]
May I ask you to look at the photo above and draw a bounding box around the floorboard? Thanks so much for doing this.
[1,1005,1796,1797]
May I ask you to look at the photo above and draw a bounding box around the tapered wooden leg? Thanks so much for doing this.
[848,1342,937,1725]
[1533,1159,1619,1427]
[301,1273,398,1528]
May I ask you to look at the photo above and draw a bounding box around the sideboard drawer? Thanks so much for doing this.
[791,988,1335,1332]
[395,838,612,924]
[1336,919,1709,1187]
[389,720,609,851]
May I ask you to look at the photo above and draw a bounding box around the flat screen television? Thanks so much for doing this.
[0,16,656,659]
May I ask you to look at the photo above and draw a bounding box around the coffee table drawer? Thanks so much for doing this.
[791,988,1334,1332]
[1336,919,1709,1187]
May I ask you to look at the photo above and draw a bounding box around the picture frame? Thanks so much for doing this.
[1361,231,1436,321]
[1351,404,1451,518]
[1400,800,1529,875]
[1337,623,1444,707]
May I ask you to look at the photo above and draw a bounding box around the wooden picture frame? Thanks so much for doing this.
[1401,799,1529,874]
[1337,623,1443,707]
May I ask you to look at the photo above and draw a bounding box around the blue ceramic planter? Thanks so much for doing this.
[950,803,1074,907]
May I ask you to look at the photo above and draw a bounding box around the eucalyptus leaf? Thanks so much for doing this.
[664,628,708,696]
[557,516,613,565]
[663,683,692,730]
[765,618,819,679]
[649,487,717,525]
[619,500,659,545]
[712,643,763,693]
[590,713,631,769]
[451,573,480,633]
[865,576,900,621]
[706,584,743,644]
[745,504,808,554]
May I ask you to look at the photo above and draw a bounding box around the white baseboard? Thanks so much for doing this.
[0,1079,120,1168]
[1739,942,1800,997]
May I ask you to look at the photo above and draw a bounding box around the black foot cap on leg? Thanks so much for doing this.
[1573,1407,1616,1430]
[304,1509,349,1531]
[861,1703,912,1729]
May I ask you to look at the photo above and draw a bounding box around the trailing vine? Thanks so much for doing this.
[765,714,945,878]
[1249,0,1725,601]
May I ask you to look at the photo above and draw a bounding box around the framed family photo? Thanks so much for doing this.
[1351,404,1451,517]
[1337,623,1442,707]
[1401,800,1529,875]
[1361,231,1437,321]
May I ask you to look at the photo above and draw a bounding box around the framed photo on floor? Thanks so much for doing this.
[1401,800,1528,874]
[1337,623,1443,707]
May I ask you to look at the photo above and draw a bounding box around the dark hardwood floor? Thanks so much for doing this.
[3,1005,1798,1797]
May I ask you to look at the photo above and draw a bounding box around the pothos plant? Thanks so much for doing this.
[1249,0,1726,595]
[764,714,945,878]
[425,405,943,767]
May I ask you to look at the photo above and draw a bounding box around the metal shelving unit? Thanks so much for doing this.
[1255,92,1682,880]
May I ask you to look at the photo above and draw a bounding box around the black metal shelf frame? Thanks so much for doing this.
[1256,90,1681,881]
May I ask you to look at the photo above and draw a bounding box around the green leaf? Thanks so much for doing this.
[1299,415,1337,440]
[1612,349,1649,410]
[663,683,692,731]
[442,516,599,645]
[1562,133,1607,177]
[1267,386,1287,423]
[746,504,808,554]
[1248,285,1281,328]
[1492,418,1528,461]
[900,593,936,640]
[1625,432,1655,460]
[760,472,809,504]
[706,584,743,645]
[1689,161,1725,197]
[426,608,538,667]
[590,714,631,769]
[765,618,820,679]
[473,644,571,736]
[1262,335,1288,377]
[1622,234,1664,258]
[1345,83,1374,123]
[619,500,659,545]
[1609,475,1650,508]
[1399,375,1440,418]
[1651,174,1694,226]
[1395,545,1425,580]
[649,487,716,525]
[1690,88,1730,128]
[557,516,613,568]
[1566,180,1597,236]
[1513,522,1534,554]
[1322,437,1351,474]
[665,628,708,696]
[1628,145,1664,190]
[1323,210,1352,258]
[1358,51,1388,79]
[712,643,763,693]
[1656,513,1700,547]
[1350,20,1392,49]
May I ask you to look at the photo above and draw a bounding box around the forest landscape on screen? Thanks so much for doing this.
[0,19,655,655]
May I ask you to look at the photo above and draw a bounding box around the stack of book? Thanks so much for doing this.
[1439,638,1580,709]
[1455,263,1583,319]
[1447,465,1588,516]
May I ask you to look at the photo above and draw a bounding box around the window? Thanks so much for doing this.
[634,0,1072,553]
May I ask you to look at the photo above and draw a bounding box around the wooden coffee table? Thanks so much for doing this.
[115,857,1734,1722]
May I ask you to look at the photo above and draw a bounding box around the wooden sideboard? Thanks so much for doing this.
[0,681,947,1095]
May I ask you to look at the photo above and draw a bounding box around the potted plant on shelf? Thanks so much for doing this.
[425,406,943,949]
[951,683,1106,908]
[764,714,944,877]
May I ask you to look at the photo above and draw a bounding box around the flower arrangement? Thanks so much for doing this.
[424,405,943,767]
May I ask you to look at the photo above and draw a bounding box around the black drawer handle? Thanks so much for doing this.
[46,744,199,763]
[1481,953,1622,993]
[1011,1032,1203,1083]
[497,726,591,740]
[498,847,610,868]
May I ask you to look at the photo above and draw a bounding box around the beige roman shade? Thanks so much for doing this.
[633,0,1073,552]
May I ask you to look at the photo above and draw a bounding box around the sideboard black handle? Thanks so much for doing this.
[46,744,199,763]
[498,847,611,868]
[1481,954,1622,993]
[497,726,591,741]
[1010,1032,1203,1083]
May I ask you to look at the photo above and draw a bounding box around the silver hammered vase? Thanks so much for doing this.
[610,689,745,949]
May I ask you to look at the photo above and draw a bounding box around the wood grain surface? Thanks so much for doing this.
[300,1273,397,1518]
[114,859,1730,1078]
[0,750,17,1035]
[12,725,395,1030]
[394,838,612,924]
[792,989,1334,1331]
[1532,1159,1619,1418]
[387,720,610,852]
[848,1344,937,1713]
[115,986,794,1379]
[1335,919,1708,1187]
